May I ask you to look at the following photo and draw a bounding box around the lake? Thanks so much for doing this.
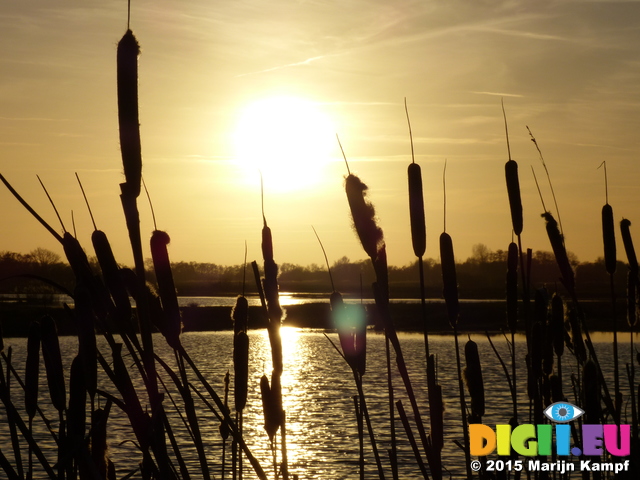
[1,329,636,479]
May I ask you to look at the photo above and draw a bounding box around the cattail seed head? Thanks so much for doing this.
[92,229,131,320]
[233,331,249,412]
[25,321,40,419]
[439,232,459,327]
[463,340,485,420]
[621,219,639,274]
[232,295,249,335]
[329,291,344,311]
[40,315,66,412]
[262,224,274,263]
[68,355,87,439]
[602,204,616,275]
[407,162,426,258]
[117,29,142,198]
[345,174,384,261]
[505,160,523,236]
[150,230,181,349]
[260,374,279,441]
[542,212,575,294]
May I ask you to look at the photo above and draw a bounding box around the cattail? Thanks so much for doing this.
[25,321,40,420]
[262,222,274,264]
[62,232,96,286]
[329,290,343,310]
[408,163,426,258]
[345,174,384,261]
[232,295,249,335]
[333,303,367,376]
[602,204,616,275]
[506,242,518,334]
[551,294,565,357]
[463,340,485,421]
[439,232,459,327]
[117,29,142,197]
[233,331,249,412]
[92,229,131,320]
[73,285,98,400]
[505,160,523,236]
[621,219,639,274]
[260,374,279,441]
[40,315,66,413]
[542,212,575,294]
[150,230,182,349]
[220,372,230,441]
[68,355,87,439]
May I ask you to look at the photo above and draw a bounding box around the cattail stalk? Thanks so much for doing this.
[150,230,182,350]
[344,164,431,472]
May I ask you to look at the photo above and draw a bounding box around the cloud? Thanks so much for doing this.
[471,91,524,98]
[235,53,343,77]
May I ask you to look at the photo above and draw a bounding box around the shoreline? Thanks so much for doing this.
[0,299,629,337]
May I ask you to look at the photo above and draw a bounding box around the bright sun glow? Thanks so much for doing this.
[233,96,335,192]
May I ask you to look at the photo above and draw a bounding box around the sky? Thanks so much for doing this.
[1,0,640,269]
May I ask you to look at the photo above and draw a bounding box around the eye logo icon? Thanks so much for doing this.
[543,402,584,423]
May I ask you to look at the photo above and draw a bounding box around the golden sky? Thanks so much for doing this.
[1,0,640,268]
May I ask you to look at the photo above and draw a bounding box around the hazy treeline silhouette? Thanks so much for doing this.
[0,244,626,299]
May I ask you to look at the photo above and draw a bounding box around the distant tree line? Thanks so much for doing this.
[0,244,628,300]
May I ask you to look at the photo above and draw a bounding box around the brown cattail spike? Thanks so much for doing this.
[232,295,249,335]
[602,204,616,275]
[234,331,249,412]
[117,29,142,198]
[345,174,384,261]
[440,232,459,327]
[408,163,426,258]
[621,219,638,274]
[542,212,575,294]
[25,321,40,419]
[40,315,66,412]
[464,340,485,420]
[505,160,523,236]
[150,230,182,349]
[68,355,87,439]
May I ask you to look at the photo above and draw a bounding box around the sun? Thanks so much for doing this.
[233,96,335,192]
